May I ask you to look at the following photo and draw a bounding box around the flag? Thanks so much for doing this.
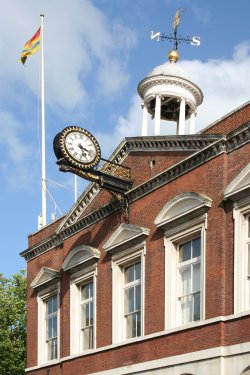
[172,9,181,31]
[20,27,41,65]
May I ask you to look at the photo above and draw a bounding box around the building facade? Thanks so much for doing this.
[21,51,250,375]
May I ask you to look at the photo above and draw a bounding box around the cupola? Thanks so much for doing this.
[137,49,203,136]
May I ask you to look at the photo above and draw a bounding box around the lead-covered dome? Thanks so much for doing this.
[147,61,190,81]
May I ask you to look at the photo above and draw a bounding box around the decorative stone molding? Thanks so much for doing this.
[103,223,150,255]
[62,245,100,274]
[154,192,212,231]
[137,75,203,107]
[30,267,61,290]
[224,162,250,201]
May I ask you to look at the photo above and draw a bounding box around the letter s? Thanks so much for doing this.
[191,36,201,46]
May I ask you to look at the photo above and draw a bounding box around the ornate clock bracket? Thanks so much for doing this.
[53,126,132,223]
[56,158,132,222]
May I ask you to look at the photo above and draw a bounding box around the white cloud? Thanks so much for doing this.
[181,41,250,130]
[0,110,37,188]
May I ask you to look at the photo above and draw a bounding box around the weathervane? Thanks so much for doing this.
[151,9,201,49]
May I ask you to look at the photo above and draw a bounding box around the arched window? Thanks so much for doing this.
[155,192,212,329]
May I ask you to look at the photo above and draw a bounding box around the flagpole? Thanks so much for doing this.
[40,14,46,227]
[74,175,78,203]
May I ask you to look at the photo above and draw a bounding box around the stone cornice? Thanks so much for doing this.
[20,126,250,262]
[137,75,203,105]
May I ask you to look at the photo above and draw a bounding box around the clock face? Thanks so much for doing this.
[59,126,101,169]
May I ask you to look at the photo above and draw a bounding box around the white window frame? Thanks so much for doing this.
[164,218,206,329]
[111,244,145,343]
[233,197,250,313]
[37,283,60,365]
[70,268,97,355]
[177,236,202,325]
[62,244,100,355]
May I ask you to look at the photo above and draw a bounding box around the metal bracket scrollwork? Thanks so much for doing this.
[56,157,132,223]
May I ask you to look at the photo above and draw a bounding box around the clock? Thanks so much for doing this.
[58,126,101,169]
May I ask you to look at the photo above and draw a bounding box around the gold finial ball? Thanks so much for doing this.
[168,49,179,63]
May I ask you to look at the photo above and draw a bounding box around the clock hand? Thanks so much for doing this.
[78,144,95,156]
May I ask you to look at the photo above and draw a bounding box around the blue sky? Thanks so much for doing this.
[1,0,250,277]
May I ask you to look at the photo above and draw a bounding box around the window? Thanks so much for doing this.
[154,192,211,329]
[178,237,201,324]
[30,267,61,365]
[247,216,250,280]
[124,262,141,338]
[223,162,250,313]
[80,281,94,350]
[232,200,250,313]
[103,223,149,343]
[62,245,99,355]
[46,295,58,361]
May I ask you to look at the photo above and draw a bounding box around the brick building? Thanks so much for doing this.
[21,49,250,374]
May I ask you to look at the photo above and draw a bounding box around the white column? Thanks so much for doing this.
[141,101,148,136]
[178,98,185,135]
[154,95,161,135]
[189,111,196,134]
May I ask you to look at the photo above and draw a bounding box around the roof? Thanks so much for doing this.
[147,61,189,80]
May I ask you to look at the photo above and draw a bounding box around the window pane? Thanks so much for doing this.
[47,298,53,315]
[52,316,57,338]
[126,313,139,339]
[181,295,192,324]
[125,264,134,283]
[135,284,141,310]
[179,241,191,262]
[193,263,201,292]
[192,237,201,258]
[89,282,93,298]
[81,283,92,300]
[124,287,134,314]
[47,338,57,360]
[248,244,250,276]
[47,317,53,339]
[193,292,200,321]
[83,327,93,350]
[135,262,141,280]
[81,304,89,328]
[136,312,141,337]
[90,301,93,325]
[180,266,191,295]
[126,314,133,338]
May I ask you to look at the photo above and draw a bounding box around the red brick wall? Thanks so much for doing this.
[25,103,250,372]
[202,101,250,135]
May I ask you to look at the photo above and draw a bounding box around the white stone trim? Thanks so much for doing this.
[111,246,146,343]
[164,219,206,329]
[26,335,250,375]
[233,196,250,313]
[224,162,250,200]
[70,269,97,355]
[37,282,61,365]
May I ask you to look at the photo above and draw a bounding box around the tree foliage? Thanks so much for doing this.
[0,270,26,375]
